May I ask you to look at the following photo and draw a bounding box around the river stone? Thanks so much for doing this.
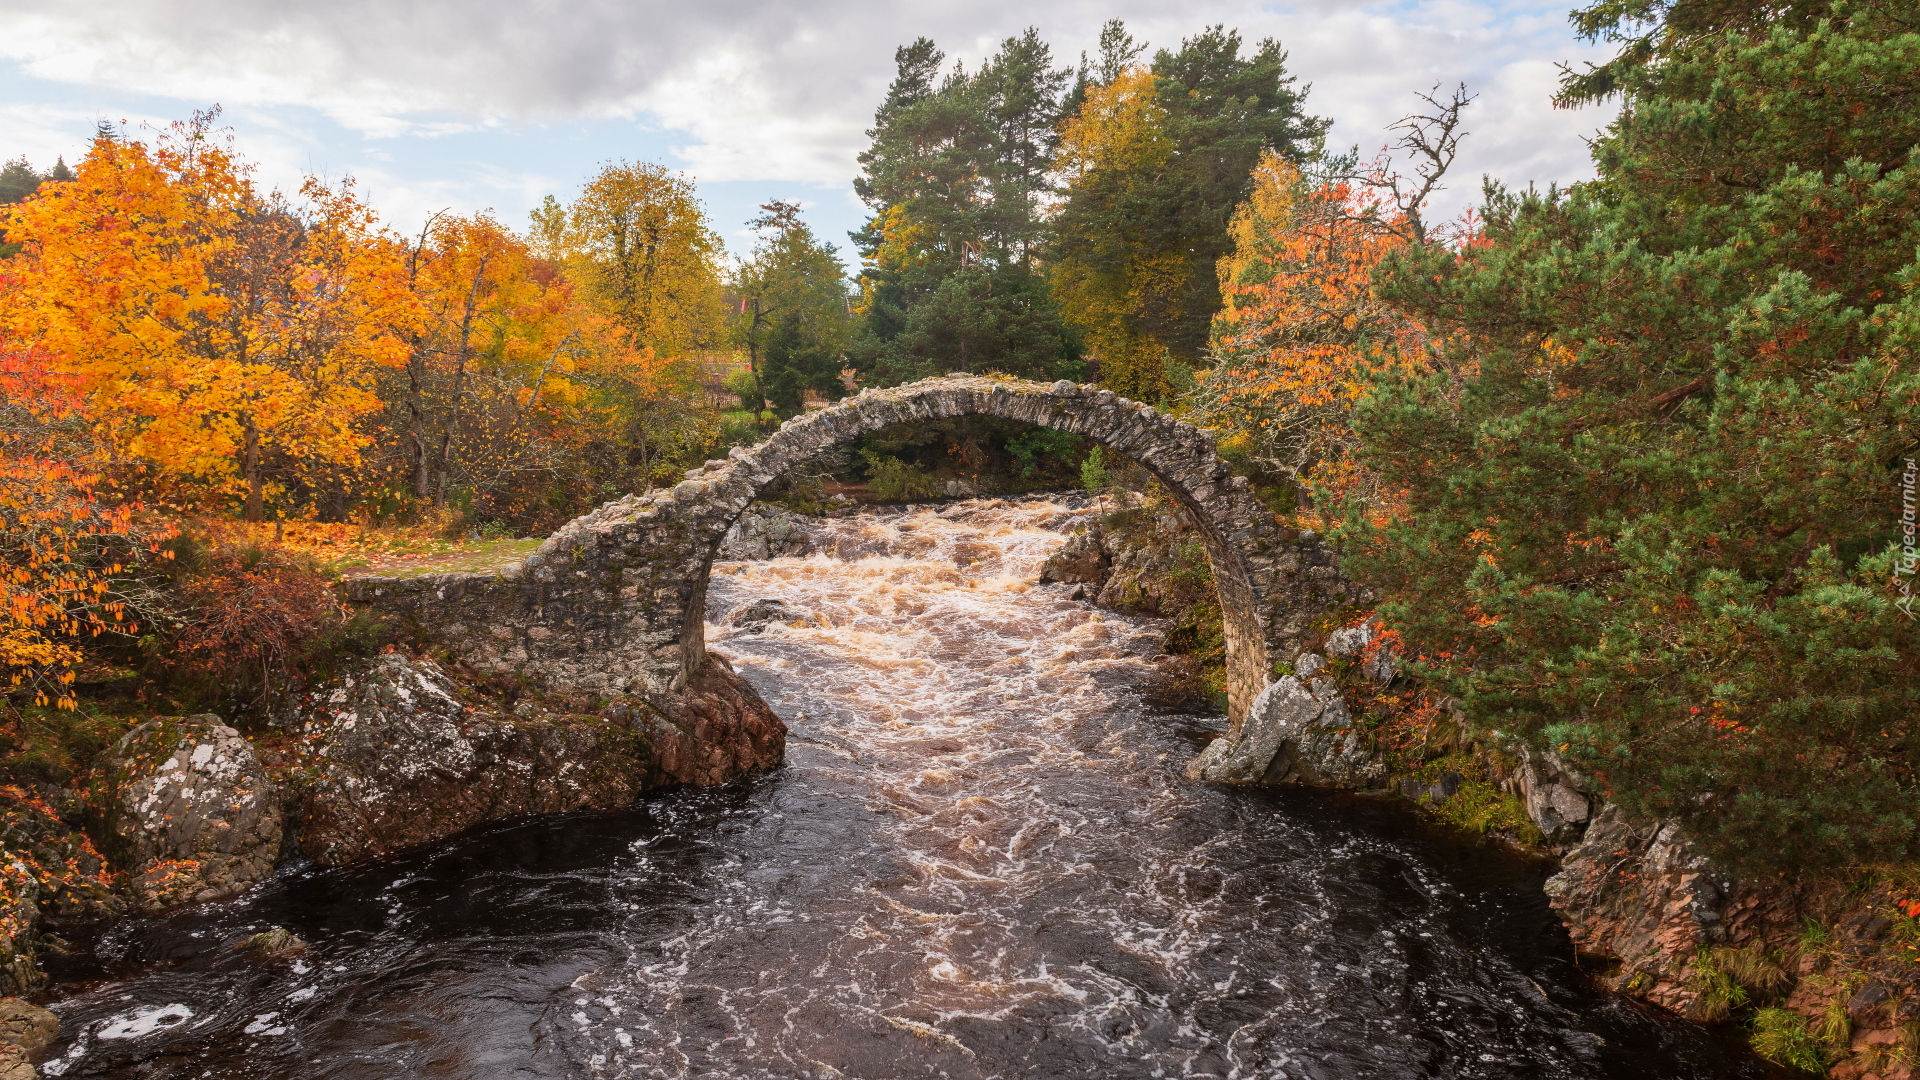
[104,716,286,914]
[1514,744,1593,844]
[291,653,784,866]
[729,599,791,633]
[244,927,307,959]
[1037,526,1110,586]
[290,654,651,866]
[0,999,56,1058]
[0,1045,33,1080]
[1185,661,1385,788]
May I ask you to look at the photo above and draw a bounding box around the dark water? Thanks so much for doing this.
[38,499,1775,1079]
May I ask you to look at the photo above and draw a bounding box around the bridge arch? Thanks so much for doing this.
[357,377,1349,726]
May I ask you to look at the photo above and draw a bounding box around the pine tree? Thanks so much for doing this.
[1344,0,1920,871]
[1051,24,1326,400]
[0,158,42,205]
[849,31,1079,384]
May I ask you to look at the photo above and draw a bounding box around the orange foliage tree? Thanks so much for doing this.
[0,343,171,707]
[1189,152,1436,518]
[0,112,419,522]
[393,212,594,515]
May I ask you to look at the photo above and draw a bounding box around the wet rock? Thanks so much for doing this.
[243,928,307,959]
[1185,658,1386,788]
[0,999,57,1057]
[642,653,788,787]
[291,654,653,867]
[292,653,782,866]
[730,598,792,633]
[1038,525,1110,586]
[102,716,286,915]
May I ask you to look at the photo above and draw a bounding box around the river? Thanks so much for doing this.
[36,496,1772,1079]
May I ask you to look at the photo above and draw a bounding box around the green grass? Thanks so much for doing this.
[1750,1009,1833,1074]
[333,537,544,578]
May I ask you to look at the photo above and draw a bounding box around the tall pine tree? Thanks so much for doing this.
[850,31,1079,384]
[1345,0,1920,871]
[1051,23,1326,401]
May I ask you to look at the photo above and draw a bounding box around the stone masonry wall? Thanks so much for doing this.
[345,376,1332,726]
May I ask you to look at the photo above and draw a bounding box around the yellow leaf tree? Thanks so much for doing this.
[0,114,419,521]
[396,212,590,513]
[553,161,726,359]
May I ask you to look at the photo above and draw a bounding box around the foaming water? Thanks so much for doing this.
[37,497,1774,1079]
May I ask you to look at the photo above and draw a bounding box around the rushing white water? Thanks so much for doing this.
[38,496,1768,1080]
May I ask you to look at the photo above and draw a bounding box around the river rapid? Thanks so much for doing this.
[37,496,1772,1079]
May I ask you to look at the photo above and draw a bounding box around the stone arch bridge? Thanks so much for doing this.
[350,376,1352,725]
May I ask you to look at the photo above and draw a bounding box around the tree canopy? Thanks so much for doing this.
[1342,0,1920,871]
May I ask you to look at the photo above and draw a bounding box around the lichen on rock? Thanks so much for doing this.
[289,653,649,866]
[100,717,285,915]
[289,652,784,866]
[1185,654,1386,789]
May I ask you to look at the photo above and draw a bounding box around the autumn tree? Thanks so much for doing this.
[1191,88,1471,514]
[0,115,417,521]
[0,157,70,258]
[731,201,852,415]
[545,161,727,359]
[530,162,728,494]
[1345,0,1920,870]
[850,31,1079,383]
[1051,23,1326,400]
[0,343,169,708]
[390,212,590,516]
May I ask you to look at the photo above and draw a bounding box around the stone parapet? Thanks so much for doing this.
[346,376,1339,727]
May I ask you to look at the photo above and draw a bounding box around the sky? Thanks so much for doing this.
[0,0,1617,270]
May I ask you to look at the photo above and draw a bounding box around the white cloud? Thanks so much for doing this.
[0,0,1616,234]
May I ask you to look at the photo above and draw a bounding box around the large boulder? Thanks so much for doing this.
[635,653,787,787]
[0,999,57,1059]
[1512,744,1594,845]
[101,717,286,915]
[719,504,817,560]
[292,653,784,866]
[1185,655,1385,788]
[0,787,121,995]
[1037,524,1110,585]
[1542,806,1792,1020]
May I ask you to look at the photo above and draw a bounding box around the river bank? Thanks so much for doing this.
[1049,492,1920,1080]
[2,495,1779,1078]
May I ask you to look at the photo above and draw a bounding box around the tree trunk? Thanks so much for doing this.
[409,358,431,501]
[243,419,264,523]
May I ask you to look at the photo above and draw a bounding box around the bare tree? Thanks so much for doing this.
[1355,83,1477,243]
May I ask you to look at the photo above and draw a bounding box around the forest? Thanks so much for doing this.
[1,0,1915,948]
